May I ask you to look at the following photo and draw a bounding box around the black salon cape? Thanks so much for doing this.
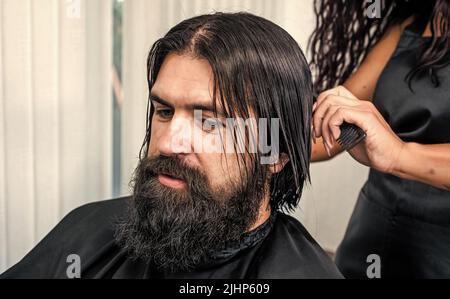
[1,196,342,279]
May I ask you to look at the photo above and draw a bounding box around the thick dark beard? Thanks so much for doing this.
[115,155,267,273]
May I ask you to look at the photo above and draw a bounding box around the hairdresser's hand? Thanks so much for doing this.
[312,85,406,174]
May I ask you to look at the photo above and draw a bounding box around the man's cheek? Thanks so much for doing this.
[206,157,238,190]
[148,126,164,155]
[147,140,157,157]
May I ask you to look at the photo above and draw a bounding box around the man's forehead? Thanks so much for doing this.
[151,53,216,109]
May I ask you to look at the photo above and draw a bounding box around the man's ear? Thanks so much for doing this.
[268,153,289,174]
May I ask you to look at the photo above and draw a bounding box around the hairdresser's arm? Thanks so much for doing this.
[342,18,413,100]
[310,18,414,162]
[392,143,450,191]
[311,137,343,162]
[313,85,450,191]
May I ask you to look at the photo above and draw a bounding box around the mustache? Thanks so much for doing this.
[135,155,208,189]
[131,155,213,198]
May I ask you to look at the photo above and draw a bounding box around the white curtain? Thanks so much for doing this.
[0,0,112,272]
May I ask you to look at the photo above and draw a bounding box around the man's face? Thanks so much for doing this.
[115,53,269,272]
[148,52,245,195]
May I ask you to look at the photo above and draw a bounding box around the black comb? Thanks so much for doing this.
[337,122,366,150]
[313,93,366,151]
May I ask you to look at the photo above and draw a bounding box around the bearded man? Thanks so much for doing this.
[1,12,342,279]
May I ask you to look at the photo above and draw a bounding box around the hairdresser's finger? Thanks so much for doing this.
[316,89,339,108]
[313,95,337,137]
[317,94,359,112]
[313,95,358,137]
[334,85,359,100]
[327,106,372,138]
[321,104,341,147]
[315,85,358,107]
[323,139,331,157]
[311,123,317,144]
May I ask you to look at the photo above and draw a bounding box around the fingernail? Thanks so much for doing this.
[332,128,340,140]
[325,144,331,157]
[328,136,334,147]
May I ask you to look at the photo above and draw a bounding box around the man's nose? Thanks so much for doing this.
[157,115,193,156]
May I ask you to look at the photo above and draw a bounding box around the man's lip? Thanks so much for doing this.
[158,173,186,189]
[160,172,182,180]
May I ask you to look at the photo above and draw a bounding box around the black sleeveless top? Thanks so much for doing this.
[368,23,450,225]
[373,27,450,144]
[335,22,450,278]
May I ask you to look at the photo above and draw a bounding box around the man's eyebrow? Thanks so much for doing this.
[150,94,174,108]
[187,103,214,113]
[150,93,226,117]
[188,103,227,118]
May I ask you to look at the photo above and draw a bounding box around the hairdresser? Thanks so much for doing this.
[309,0,450,278]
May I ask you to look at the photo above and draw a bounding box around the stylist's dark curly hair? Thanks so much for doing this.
[308,0,450,92]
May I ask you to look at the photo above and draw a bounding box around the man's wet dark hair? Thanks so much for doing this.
[140,12,313,211]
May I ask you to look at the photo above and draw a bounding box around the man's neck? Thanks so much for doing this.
[247,197,271,232]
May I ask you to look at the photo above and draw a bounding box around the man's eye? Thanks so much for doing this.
[203,119,224,133]
[155,108,173,119]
